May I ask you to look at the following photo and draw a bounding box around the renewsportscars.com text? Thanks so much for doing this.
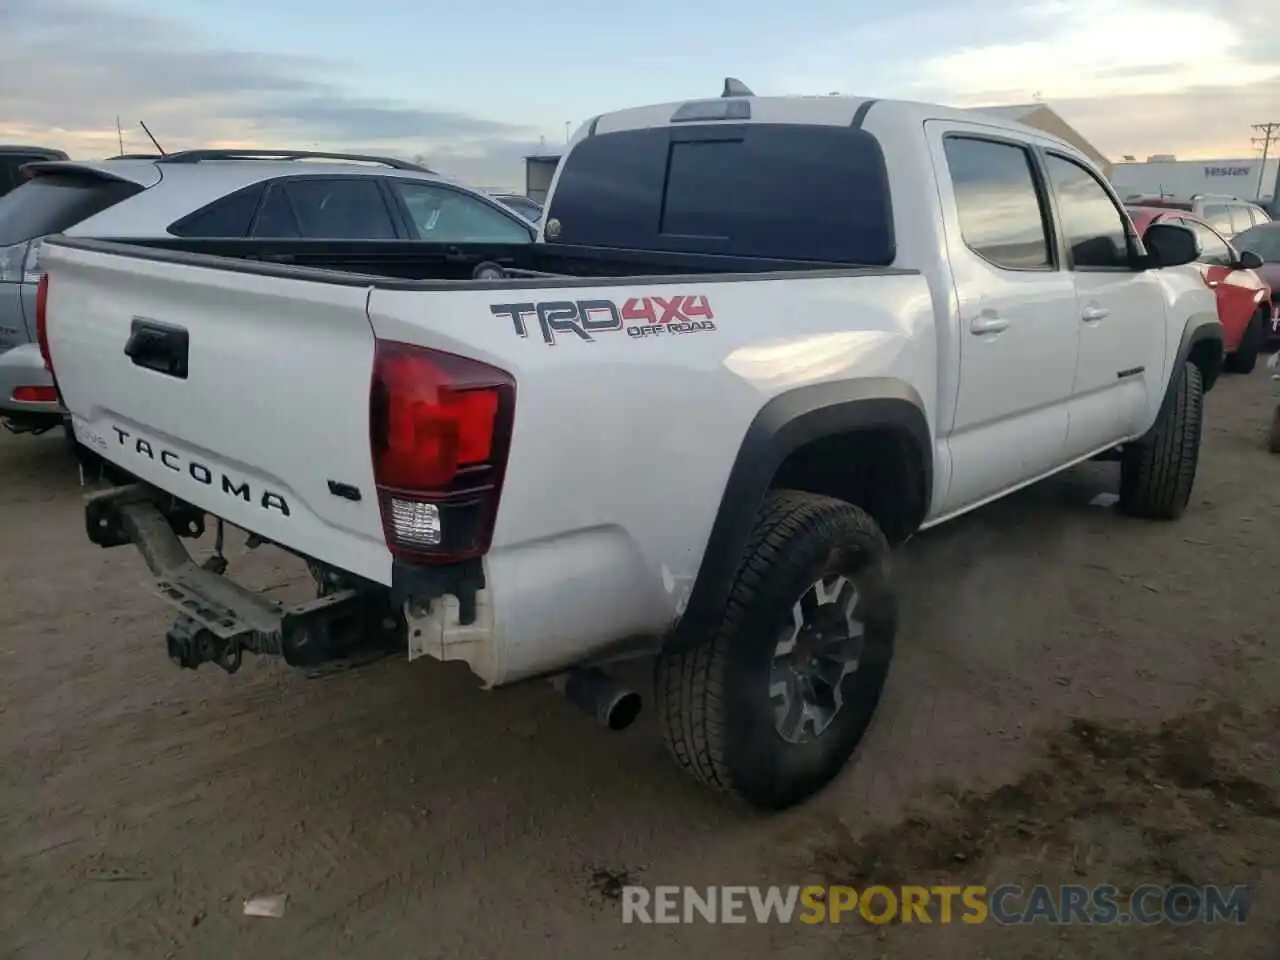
[620,884,1250,925]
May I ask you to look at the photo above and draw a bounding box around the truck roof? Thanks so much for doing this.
[586,94,1078,154]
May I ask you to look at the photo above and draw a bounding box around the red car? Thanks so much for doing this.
[1127,205,1272,373]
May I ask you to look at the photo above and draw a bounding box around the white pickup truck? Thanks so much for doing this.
[40,88,1222,811]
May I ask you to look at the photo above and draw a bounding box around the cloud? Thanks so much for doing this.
[1052,78,1280,161]
[907,0,1279,158]
[771,0,1278,160]
[914,0,1276,102]
[0,0,535,185]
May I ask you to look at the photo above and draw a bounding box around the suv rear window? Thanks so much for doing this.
[0,172,144,245]
[546,123,895,264]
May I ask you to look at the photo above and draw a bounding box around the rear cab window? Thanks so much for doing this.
[546,122,895,264]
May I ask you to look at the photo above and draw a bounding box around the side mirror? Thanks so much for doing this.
[1237,249,1264,270]
[1142,223,1200,269]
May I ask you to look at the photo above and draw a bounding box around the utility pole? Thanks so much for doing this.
[1250,121,1280,201]
[116,116,125,155]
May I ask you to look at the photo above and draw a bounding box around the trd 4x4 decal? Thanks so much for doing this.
[490,295,716,345]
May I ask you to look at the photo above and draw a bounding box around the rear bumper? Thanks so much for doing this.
[0,342,64,427]
[85,482,397,671]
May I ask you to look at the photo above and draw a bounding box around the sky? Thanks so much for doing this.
[3,0,1278,189]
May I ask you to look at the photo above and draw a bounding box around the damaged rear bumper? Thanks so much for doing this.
[86,482,399,672]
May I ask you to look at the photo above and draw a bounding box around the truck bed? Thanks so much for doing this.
[100,236,884,284]
[42,232,931,640]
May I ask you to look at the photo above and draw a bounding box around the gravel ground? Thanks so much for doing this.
[1,367,1277,960]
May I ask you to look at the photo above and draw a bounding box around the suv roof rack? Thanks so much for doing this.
[155,149,435,173]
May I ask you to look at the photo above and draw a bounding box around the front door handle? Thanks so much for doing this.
[969,314,1009,335]
[1081,306,1109,322]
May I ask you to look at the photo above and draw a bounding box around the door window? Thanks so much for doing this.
[251,185,302,239]
[1227,205,1253,236]
[1201,204,1231,234]
[278,179,397,239]
[392,182,533,243]
[942,136,1052,269]
[1044,154,1130,269]
[1180,219,1232,267]
[169,184,265,238]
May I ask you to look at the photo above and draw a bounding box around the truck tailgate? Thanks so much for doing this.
[44,241,393,585]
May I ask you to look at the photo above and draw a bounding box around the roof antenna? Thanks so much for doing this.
[139,120,166,156]
[721,77,755,98]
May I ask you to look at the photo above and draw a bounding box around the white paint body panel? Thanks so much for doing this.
[43,95,1217,686]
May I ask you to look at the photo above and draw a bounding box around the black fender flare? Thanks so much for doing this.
[670,378,932,650]
[1151,317,1222,430]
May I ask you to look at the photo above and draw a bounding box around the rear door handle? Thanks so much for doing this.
[1081,306,1109,322]
[969,314,1009,335]
[124,318,189,380]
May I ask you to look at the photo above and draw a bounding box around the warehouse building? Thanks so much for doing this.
[524,153,560,204]
[1109,157,1278,206]
[973,103,1113,178]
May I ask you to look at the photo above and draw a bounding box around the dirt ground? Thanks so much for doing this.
[1,368,1278,960]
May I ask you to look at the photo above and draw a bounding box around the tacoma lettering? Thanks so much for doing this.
[110,426,290,516]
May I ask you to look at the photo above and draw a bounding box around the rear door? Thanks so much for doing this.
[926,123,1079,512]
[1041,152,1166,457]
[44,241,391,584]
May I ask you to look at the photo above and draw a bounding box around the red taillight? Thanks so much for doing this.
[370,340,515,564]
[11,385,58,403]
[35,273,52,372]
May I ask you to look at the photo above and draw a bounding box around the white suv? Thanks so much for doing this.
[0,150,536,434]
[1124,192,1272,239]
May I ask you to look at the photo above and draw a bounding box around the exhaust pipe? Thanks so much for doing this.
[557,667,642,731]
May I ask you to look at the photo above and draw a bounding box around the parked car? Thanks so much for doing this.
[0,149,536,436]
[1231,221,1280,344]
[489,192,543,225]
[0,146,68,198]
[1126,205,1271,372]
[41,90,1218,811]
[1124,193,1271,239]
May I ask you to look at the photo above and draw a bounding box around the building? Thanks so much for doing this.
[524,154,561,203]
[1108,157,1278,206]
[973,103,1113,178]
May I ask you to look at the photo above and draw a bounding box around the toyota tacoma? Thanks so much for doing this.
[39,85,1222,810]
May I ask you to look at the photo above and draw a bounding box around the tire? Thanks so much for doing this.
[655,490,896,811]
[1119,360,1203,520]
[1223,309,1264,374]
[1268,406,1280,455]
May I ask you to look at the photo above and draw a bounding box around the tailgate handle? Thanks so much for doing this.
[125,318,190,380]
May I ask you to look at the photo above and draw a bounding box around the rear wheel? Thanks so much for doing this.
[655,490,896,811]
[1224,309,1264,374]
[1119,361,1203,519]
